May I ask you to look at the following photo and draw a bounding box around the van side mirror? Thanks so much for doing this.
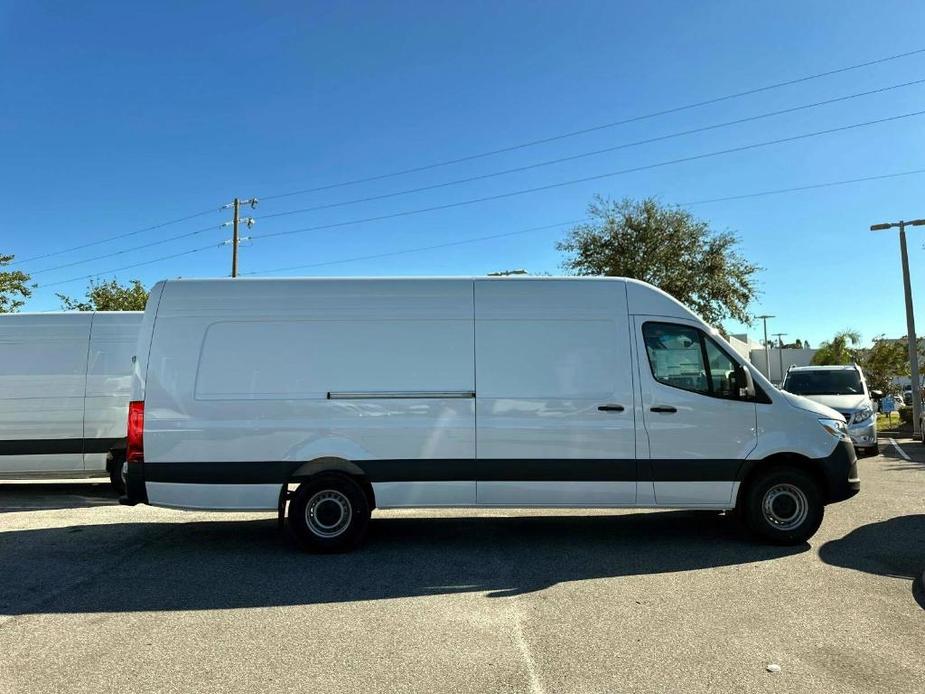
[735,365,755,400]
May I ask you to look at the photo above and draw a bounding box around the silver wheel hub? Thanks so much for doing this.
[762,483,808,531]
[305,490,352,538]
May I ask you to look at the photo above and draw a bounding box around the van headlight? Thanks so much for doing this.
[818,417,849,440]
[852,407,873,424]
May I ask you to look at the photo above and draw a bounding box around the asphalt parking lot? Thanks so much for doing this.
[1,442,923,694]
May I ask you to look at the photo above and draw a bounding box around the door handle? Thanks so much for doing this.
[597,404,625,412]
[650,405,677,413]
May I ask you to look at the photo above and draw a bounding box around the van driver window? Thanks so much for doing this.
[642,322,743,400]
[642,323,708,395]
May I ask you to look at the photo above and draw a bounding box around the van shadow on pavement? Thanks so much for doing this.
[0,510,807,616]
[0,482,118,514]
[819,514,925,610]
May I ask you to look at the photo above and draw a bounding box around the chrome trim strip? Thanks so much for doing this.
[327,391,475,400]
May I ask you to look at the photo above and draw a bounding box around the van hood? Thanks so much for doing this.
[791,393,869,413]
[778,390,844,419]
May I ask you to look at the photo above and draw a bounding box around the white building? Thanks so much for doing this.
[728,332,817,385]
[750,347,817,384]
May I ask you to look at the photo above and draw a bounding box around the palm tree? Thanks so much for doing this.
[811,330,861,365]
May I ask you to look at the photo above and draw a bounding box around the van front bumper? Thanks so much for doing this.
[119,461,148,506]
[820,439,860,503]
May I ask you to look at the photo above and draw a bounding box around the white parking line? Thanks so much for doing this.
[888,438,911,461]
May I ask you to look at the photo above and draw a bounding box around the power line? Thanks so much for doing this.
[679,169,925,206]
[39,242,223,289]
[28,224,222,276]
[26,196,255,279]
[259,47,925,202]
[36,166,925,287]
[243,220,583,275]
[247,168,925,276]
[258,78,925,221]
[25,79,925,280]
[11,207,220,266]
[252,109,925,243]
[15,47,925,270]
[16,49,925,271]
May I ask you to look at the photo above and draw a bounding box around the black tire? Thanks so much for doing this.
[288,474,370,553]
[742,466,824,545]
[107,450,126,495]
[864,445,879,457]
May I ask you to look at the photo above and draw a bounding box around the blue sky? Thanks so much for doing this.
[2,0,925,346]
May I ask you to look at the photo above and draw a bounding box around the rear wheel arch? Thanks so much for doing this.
[285,458,375,510]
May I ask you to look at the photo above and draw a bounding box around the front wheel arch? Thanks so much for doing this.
[736,452,826,510]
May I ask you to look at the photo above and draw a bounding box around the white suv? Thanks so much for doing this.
[782,365,878,456]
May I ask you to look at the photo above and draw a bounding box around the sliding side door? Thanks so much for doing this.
[475,280,636,505]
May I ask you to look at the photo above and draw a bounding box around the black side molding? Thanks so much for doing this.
[0,437,125,456]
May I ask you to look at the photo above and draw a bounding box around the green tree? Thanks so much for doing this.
[811,330,861,365]
[557,196,760,325]
[0,254,32,313]
[57,279,148,311]
[861,336,908,393]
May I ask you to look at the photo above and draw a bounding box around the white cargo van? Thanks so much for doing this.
[122,278,859,551]
[0,312,142,491]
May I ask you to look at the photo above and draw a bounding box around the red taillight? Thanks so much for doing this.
[126,400,144,464]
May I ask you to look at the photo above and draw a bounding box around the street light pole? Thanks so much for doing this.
[757,314,775,379]
[772,332,788,385]
[870,218,924,438]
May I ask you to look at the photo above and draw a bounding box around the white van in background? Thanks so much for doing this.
[122,278,860,552]
[0,312,142,491]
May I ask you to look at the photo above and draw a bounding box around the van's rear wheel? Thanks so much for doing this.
[288,474,369,553]
[743,467,823,545]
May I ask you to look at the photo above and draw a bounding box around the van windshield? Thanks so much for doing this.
[783,370,863,395]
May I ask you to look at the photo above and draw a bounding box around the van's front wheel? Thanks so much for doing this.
[288,474,370,553]
[743,467,824,545]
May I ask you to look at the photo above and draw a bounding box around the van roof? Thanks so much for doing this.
[158,275,627,283]
[152,276,704,324]
[788,365,859,371]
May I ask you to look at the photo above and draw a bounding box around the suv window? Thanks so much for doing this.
[782,369,864,396]
[642,322,743,400]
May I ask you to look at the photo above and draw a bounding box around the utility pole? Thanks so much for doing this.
[772,332,788,386]
[222,197,258,277]
[231,198,240,278]
[756,314,775,379]
[870,218,923,437]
